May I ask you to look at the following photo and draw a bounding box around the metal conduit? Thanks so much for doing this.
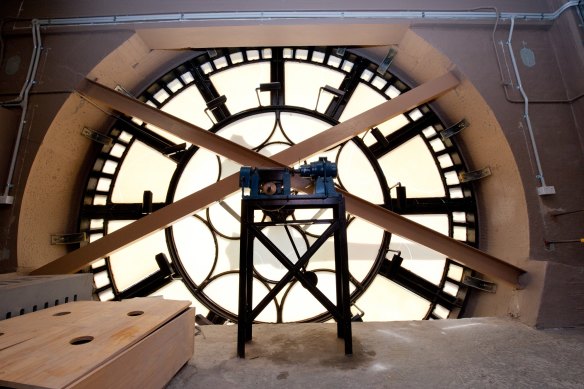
[36,2,580,26]
[506,17,555,196]
[0,20,41,204]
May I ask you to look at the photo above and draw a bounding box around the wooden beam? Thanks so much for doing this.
[33,72,525,286]
[31,174,239,275]
[273,71,461,166]
[341,192,524,286]
[0,299,193,388]
[77,71,459,168]
[76,79,285,170]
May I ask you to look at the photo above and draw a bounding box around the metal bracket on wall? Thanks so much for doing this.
[316,85,345,110]
[204,95,227,124]
[440,119,469,140]
[377,47,397,75]
[462,275,497,293]
[81,127,112,146]
[458,167,492,183]
[162,143,187,156]
[114,85,133,97]
[50,233,87,245]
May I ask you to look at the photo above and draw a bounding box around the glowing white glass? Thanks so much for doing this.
[211,62,271,113]
[111,141,176,203]
[356,277,430,321]
[379,136,445,198]
[161,85,214,130]
[285,62,344,111]
[108,220,171,291]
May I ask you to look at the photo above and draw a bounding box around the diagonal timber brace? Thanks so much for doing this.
[31,72,526,286]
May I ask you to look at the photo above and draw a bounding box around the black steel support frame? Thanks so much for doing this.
[237,196,352,358]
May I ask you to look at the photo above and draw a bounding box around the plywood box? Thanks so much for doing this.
[0,298,195,388]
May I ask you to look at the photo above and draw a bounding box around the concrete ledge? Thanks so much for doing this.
[169,318,584,388]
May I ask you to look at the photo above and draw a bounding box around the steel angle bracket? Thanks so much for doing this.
[440,119,469,140]
[462,275,497,293]
[377,47,397,75]
[81,127,112,146]
[459,167,492,183]
[51,232,87,245]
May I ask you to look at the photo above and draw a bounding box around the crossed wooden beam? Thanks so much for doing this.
[31,73,526,286]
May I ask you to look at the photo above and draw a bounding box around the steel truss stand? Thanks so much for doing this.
[237,195,352,358]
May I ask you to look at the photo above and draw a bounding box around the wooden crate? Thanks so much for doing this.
[0,298,194,389]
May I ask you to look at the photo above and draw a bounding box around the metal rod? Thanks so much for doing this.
[544,238,584,244]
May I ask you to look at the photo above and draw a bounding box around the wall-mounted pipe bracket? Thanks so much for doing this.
[0,196,14,205]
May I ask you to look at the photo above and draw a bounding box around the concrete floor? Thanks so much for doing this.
[167,317,584,388]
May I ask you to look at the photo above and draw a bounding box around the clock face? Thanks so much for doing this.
[81,47,477,323]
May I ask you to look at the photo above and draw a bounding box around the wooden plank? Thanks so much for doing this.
[31,72,458,276]
[0,298,191,389]
[340,190,525,285]
[273,71,460,166]
[32,71,526,285]
[29,174,239,276]
[68,308,194,389]
[77,78,287,170]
